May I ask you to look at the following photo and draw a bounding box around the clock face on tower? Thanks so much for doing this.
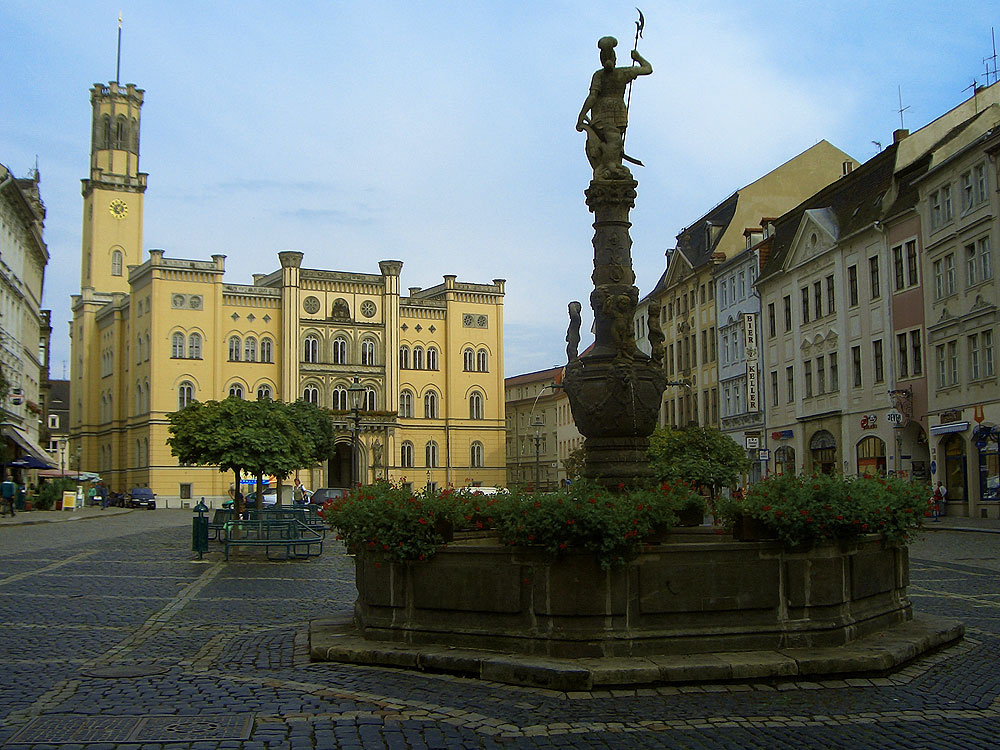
[108,199,128,219]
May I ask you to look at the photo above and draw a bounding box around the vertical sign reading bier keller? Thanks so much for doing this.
[744,313,760,412]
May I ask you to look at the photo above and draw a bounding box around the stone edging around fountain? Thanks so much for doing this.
[310,614,963,691]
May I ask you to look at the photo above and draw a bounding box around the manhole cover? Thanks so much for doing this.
[82,665,170,678]
[7,714,254,744]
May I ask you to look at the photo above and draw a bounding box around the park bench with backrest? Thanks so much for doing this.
[221,517,323,561]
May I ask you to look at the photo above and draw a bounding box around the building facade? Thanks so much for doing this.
[0,163,52,466]
[70,81,506,503]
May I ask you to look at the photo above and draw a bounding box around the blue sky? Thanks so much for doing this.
[2,1,998,380]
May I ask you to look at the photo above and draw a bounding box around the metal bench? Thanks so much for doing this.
[248,506,327,536]
[209,509,235,540]
[222,518,324,561]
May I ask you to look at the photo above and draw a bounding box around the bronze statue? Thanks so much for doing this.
[576,36,652,180]
[566,301,582,362]
[647,302,664,365]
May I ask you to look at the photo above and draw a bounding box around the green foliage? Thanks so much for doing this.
[321,480,462,563]
[713,472,929,547]
[37,479,76,510]
[323,480,704,570]
[167,397,317,488]
[648,426,751,495]
[285,398,337,467]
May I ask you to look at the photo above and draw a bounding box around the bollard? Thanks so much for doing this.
[192,498,209,558]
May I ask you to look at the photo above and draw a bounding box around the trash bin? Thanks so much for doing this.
[192,500,209,558]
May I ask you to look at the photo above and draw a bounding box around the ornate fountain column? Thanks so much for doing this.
[563,35,665,488]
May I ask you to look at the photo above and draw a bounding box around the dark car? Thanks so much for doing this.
[309,488,348,507]
[126,487,156,510]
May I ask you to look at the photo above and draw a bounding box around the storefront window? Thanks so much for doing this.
[857,436,887,476]
[974,426,999,502]
[942,434,967,502]
[774,445,795,476]
[810,430,837,474]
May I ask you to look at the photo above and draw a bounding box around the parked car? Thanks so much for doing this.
[126,487,156,510]
[309,488,348,507]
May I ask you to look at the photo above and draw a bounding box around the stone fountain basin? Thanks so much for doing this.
[312,530,963,688]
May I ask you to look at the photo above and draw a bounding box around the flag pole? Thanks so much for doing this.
[116,12,123,84]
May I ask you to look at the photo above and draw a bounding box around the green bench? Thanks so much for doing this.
[209,509,234,540]
[222,518,324,560]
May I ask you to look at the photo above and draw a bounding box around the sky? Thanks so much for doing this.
[2,1,999,381]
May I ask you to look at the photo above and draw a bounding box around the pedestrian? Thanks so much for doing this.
[933,481,947,521]
[293,478,307,505]
[1,473,16,517]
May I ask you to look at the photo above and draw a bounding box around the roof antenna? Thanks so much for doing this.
[896,86,909,130]
[115,12,122,84]
[984,27,998,86]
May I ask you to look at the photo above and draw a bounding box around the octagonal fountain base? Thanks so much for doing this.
[311,530,963,689]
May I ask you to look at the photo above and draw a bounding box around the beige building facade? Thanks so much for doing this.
[70,80,506,503]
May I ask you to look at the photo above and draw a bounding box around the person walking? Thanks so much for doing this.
[1,473,17,517]
[933,481,948,521]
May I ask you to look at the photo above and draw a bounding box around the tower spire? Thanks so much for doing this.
[116,12,122,84]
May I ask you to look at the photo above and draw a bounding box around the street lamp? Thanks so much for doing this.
[347,377,365,487]
[531,415,544,491]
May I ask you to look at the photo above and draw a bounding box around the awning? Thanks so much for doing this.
[930,421,970,436]
[2,426,56,466]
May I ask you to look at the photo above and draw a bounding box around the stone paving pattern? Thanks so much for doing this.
[1,509,999,748]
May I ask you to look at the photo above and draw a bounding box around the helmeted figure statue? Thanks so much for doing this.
[576,36,652,180]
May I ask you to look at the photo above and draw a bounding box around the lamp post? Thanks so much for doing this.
[347,377,365,487]
[531,415,544,491]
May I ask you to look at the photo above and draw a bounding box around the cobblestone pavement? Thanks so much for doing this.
[1,511,999,748]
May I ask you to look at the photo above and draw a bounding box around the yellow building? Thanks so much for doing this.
[70,81,506,503]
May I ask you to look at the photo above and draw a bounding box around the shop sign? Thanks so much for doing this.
[940,409,963,424]
[771,430,793,440]
[860,414,878,430]
[886,409,904,427]
[758,448,770,461]
[745,436,760,449]
[743,314,759,413]
[974,404,985,423]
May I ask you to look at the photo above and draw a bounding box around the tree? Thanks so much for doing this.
[285,398,337,470]
[167,397,315,510]
[647,426,751,498]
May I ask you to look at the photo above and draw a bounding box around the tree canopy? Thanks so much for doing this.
[167,397,326,505]
[647,426,751,496]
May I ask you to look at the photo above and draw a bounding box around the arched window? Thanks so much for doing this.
[426,441,439,468]
[257,384,272,401]
[427,346,439,370]
[361,339,376,366]
[470,441,484,468]
[135,381,142,412]
[143,438,149,465]
[111,249,123,277]
[477,348,489,372]
[130,117,139,151]
[332,386,348,410]
[136,335,142,364]
[177,380,194,409]
[399,389,413,418]
[303,385,319,404]
[399,345,410,369]
[229,335,242,361]
[304,335,319,363]
[229,384,244,399]
[188,333,202,359]
[101,394,107,423]
[114,116,127,149]
[469,391,484,420]
[244,336,257,362]
[171,332,185,358]
[424,390,438,419]
[413,346,424,370]
[464,348,475,371]
[260,337,273,363]
[333,336,348,364]
[363,387,376,411]
[401,441,414,469]
[145,333,150,361]
[101,114,111,149]
[135,439,141,464]
[144,379,149,410]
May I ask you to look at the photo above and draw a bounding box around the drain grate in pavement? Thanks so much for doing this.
[7,714,254,744]
[81,664,170,678]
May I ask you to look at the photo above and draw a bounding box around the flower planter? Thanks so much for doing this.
[676,506,704,527]
[733,514,776,541]
[352,534,911,658]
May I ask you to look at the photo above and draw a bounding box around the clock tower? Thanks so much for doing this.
[80,81,147,293]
